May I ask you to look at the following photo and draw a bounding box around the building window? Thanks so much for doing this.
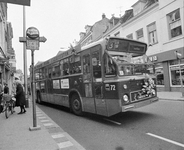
[147,22,158,45]
[136,28,144,41]
[114,32,120,37]
[167,9,182,38]
[126,34,133,39]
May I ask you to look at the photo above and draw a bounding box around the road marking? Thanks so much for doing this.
[147,133,184,148]
[58,141,73,149]
[103,118,121,125]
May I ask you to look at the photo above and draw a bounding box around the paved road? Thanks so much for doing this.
[37,100,184,150]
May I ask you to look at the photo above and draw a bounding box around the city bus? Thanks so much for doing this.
[34,37,158,117]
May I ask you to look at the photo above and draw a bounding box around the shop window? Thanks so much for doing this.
[147,22,158,45]
[155,63,164,85]
[167,9,182,39]
[170,59,184,86]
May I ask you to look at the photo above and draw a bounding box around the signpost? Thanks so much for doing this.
[19,27,47,131]
[0,0,31,6]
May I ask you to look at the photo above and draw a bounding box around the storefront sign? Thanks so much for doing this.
[149,56,157,62]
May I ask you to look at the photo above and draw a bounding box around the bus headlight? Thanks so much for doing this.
[152,89,156,95]
[123,84,127,89]
[123,94,129,103]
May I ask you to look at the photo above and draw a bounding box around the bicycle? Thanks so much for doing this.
[0,93,15,119]
[4,98,15,119]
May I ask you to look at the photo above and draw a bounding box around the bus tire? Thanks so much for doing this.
[37,92,42,104]
[71,94,82,116]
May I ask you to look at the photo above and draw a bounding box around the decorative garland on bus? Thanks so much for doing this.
[141,78,156,97]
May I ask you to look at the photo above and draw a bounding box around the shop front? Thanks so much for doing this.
[149,47,184,92]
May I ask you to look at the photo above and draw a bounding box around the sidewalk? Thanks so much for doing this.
[0,100,86,150]
[0,92,183,150]
[157,91,184,101]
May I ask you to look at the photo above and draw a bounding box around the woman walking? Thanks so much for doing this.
[14,79,26,114]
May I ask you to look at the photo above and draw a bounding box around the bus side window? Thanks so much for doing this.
[104,54,116,76]
[83,55,90,74]
[48,67,52,78]
[92,51,101,78]
[63,58,69,75]
[60,60,63,76]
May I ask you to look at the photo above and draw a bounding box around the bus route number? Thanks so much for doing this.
[105,84,116,91]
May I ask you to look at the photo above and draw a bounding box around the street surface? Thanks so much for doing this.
[37,100,184,150]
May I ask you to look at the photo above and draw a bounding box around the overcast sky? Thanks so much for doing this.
[7,0,137,73]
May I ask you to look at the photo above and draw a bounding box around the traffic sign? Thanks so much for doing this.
[26,40,39,50]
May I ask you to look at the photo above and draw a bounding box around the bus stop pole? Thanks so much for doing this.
[29,49,40,131]
[31,49,37,127]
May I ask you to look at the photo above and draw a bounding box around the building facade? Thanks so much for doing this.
[78,0,183,92]
[78,14,120,47]
[0,2,15,92]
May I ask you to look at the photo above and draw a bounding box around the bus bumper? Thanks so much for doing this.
[122,97,159,112]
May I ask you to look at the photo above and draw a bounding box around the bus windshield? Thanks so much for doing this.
[111,54,154,76]
[118,64,154,76]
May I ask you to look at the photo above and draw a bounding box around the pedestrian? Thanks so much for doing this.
[4,83,9,94]
[14,79,26,114]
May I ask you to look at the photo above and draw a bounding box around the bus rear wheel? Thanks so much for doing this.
[71,94,82,116]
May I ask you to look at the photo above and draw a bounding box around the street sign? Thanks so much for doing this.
[0,0,31,6]
[26,40,39,50]
[39,36,47,43]
[26,27,39,39]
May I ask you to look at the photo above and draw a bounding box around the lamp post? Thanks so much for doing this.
[23,6,29,108]
[175,51,184,97]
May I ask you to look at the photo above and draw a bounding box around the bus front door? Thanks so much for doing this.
[91,46,107,116]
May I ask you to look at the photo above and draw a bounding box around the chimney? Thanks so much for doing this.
[102,13,106,19]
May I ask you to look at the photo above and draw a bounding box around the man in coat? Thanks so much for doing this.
[14,79,26,114]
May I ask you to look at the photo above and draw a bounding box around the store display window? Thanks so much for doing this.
[170,59,184,86]
[155,63,164,85]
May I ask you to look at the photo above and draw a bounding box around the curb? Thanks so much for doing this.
[159,98,184,101]
[36,106,86,150]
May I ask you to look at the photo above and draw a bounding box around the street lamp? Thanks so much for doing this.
[175,51,184,97]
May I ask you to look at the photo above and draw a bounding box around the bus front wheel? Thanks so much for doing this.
[71,94,82,116]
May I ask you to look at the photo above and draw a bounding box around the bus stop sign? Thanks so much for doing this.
[26,27,39,39]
